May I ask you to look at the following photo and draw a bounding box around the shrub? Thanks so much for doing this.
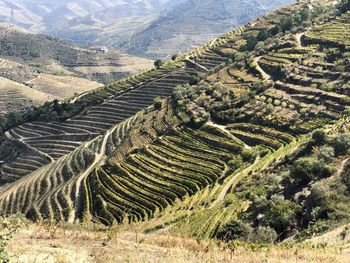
[330,133,350,156]
[249,226,278,243]
[216,220,250,242]
[306,183,334,221]
[341,161,350,190]
[312,129,327,145]
[241,150,257,163]
[340,226,349,240]
[228,156,244,170]
[223,194,237,207]
[252,195,300,236]
[153,97,163,110]
[320,83,333,92]
[311,83,318,89]
[290,157,333,185]
[316,146,335,163]
[0,216,23,262]
[273,99,281,106]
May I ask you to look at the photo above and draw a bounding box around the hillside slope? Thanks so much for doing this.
[0,0,350,253]
[0,0,295,59]
[0,0,183,32]
[0,24,152,114]
[0,0,185,49]
[123,0,295,58]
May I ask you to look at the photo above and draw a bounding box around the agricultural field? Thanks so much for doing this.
[1,0,350,261]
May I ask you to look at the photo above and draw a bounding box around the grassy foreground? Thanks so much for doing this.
[2,218,350,263]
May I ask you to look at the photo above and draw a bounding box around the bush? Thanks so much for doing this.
[290,157,333,185]
[312,129,327,145]
[154,59,164,69]
[0,216,23,262]
[320,84,333,92]
[241,150,257,163]
[330,133,350,156]
[216,220,250,242]
[341,161,350,190]
[153,97,163,110]
[252,195,300,235]
[316,146,335,163]
[223,194,237,207]
[228,156,244,170]
[249,226,278,243]
[306,183,334,220]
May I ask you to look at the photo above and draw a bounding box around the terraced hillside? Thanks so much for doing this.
[0,0,350,245]
[0,25,153,114]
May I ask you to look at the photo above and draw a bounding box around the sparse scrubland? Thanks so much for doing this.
[1,0,350,262]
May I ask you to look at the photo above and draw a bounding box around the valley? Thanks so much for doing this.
[0,0,350,262]
[0,24,153,115]
[0,0,296,59]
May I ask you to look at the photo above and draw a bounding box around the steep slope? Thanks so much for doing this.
[0,0,349,247]
[123,0,295,58]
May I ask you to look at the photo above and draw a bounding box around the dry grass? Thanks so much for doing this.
[74,53,153,75]
[5,221,350,263]
[29,74,103,99]
[0,76,57,114]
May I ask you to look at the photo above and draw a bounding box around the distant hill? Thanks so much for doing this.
[0,0,294,59]
[0,0,183,31]
[0,24,152,114]
[123,0,296,58]
[0,0,186,47]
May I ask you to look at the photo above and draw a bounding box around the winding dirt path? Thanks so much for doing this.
[254,56,272,81]
[69,126,116,223]
[185,56,209,72]
[209,157,260,209]
[295,33,305,48]
[337,158,349,177]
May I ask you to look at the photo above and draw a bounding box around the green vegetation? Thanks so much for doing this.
[1,0,350,251]
[0,30,78,64]
[227,131,350,242]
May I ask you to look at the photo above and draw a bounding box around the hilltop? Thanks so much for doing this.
[1,0,350,262]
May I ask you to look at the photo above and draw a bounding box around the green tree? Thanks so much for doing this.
[154,59,164,69]
[153,97,163,110]
[290,157,333,185]
[254,195,300,235]
[330,133,350,156]
[216,220,250,242]
[312,129,327,145]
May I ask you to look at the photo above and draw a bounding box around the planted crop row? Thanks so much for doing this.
[88,125,245,225]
